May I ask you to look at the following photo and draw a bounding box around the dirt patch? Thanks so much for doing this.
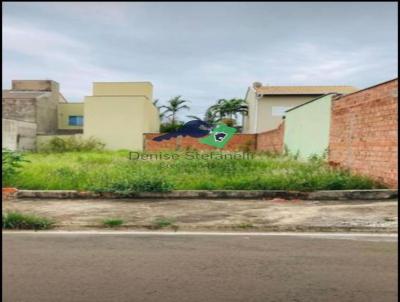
[2,198,398,232]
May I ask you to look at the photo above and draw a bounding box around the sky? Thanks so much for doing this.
[2,2,398,120]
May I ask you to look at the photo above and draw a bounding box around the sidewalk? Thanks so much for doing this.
[3,198,398,232]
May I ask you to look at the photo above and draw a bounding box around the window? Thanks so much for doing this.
[68,116,84,126]
[271,106,293,117]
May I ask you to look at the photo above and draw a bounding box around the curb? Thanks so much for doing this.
[14,189,398,201]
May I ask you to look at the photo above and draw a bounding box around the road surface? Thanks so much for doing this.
[3,232,398,302]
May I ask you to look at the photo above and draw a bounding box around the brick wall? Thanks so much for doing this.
[256,122,285,153]
[329,79,398,188]
[144,133,256,152]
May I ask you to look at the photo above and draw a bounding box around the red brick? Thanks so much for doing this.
[329,79,398,188]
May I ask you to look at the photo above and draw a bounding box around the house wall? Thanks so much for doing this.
[84,82,159,151]
[2,96,38,151]
[35,93,59,134]
[284,94,334,159]
[84,96,159,151]
[256,95,319,132]
[93,82,153,100]
[256,122,285,153]
[243,88,257,133]
[5,80,61,135]
[142,98,161,133]
[329,79,398,188]
[2,98,37,123]
[58,103,84,130]
[2,118,37,151]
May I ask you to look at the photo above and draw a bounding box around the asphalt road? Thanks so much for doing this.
[3,232,398,302]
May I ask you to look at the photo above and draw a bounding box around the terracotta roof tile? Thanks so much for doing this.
[255,86,358,95]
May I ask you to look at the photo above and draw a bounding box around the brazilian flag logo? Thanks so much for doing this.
[199,123,237,148]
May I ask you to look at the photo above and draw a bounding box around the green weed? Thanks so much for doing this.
[236,223,254,229]
[149,217,176,229]
[8,151,384,191]
[102,218,124,228]
[2,211,55,230]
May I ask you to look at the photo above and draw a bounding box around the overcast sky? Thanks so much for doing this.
[2,2,398,119]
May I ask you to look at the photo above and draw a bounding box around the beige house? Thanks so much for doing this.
[242,82,358,133]
[3,80,160,151]
[58,102,84,132]
[83,82,159,150]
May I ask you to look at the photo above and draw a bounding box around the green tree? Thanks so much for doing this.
[161,96,190,125]
[187,107,220,126]
[153,99,165,120]
[207,98,248,126]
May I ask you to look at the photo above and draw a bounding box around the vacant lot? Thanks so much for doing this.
[3,198,397,232]
[7,151,383,191]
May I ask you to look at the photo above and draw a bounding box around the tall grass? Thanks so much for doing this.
[3,211,54,230]
[8,151,384,192]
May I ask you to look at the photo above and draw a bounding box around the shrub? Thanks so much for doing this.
[2,211,54,230]
[102,218,124,228]
[39,136,105,153]
[91,176,174,195]
[160,122,184,133]
[2,149,29,187]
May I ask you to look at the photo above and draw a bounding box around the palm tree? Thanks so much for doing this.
[153,99,165,120]
[187,107,220,126]
[207,98,248,126]
[186,115,202,121]
[161,96,190,125]
[204,107,219,125]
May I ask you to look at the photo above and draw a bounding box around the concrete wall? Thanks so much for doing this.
[3,80,61,135]
[2,119,37,151]
[12,80,58,92]
[2,98,37,123]
[329,79,398,188]
[2,92,39,151]
[36,93,58,134]
[58,103,84,130]
[256,122,285,153]
[284,94,334,159]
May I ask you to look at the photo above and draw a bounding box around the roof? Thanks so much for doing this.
[254,85,358,96]
[2,90,47,99]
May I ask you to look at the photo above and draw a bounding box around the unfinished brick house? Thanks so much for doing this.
[2,80,69,150]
